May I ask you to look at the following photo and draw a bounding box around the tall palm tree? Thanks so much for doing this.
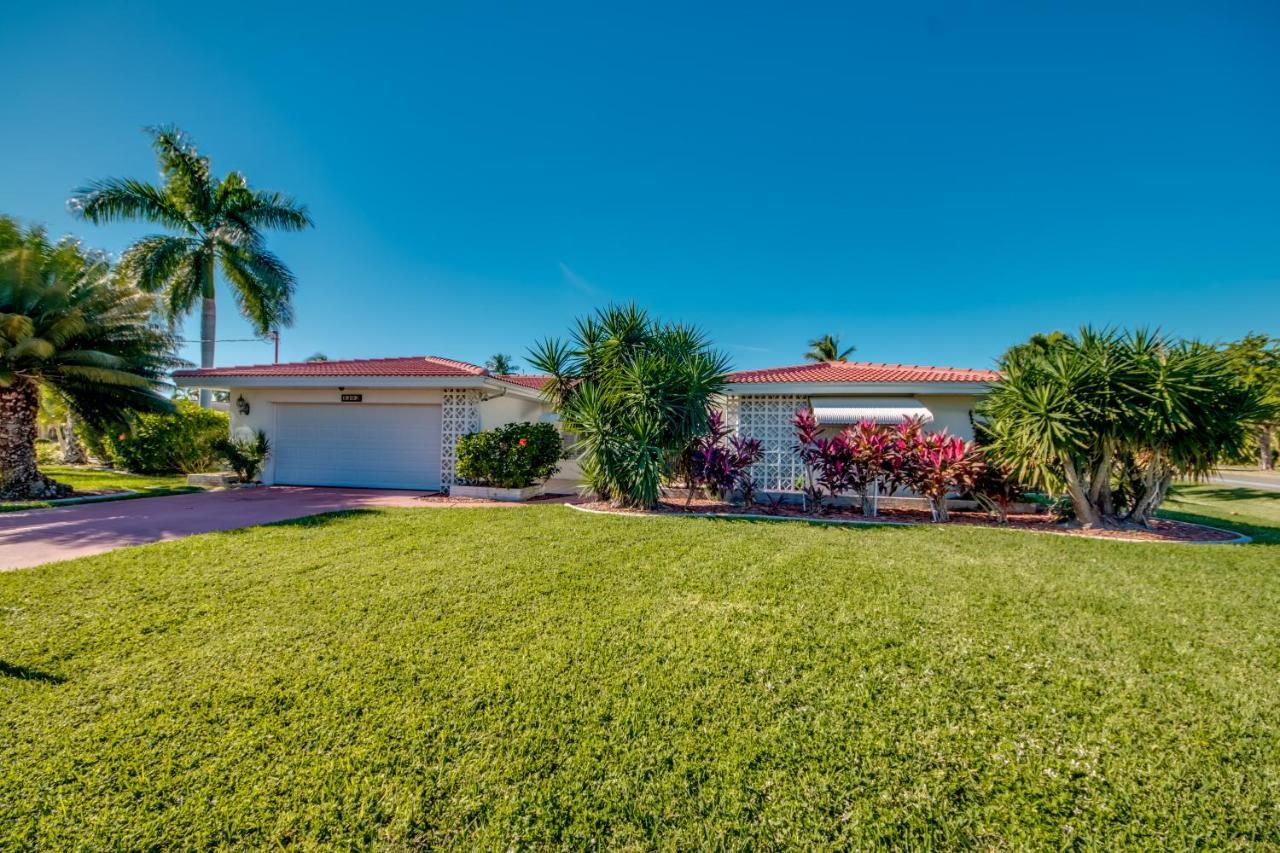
[485,353,516,375]
[804,334,855,362]
[0,217,180,499]
[70,126,312,406]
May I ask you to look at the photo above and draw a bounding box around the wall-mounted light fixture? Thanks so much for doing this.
[235,394,250,416]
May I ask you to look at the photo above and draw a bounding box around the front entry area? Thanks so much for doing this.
[273,403,443,490]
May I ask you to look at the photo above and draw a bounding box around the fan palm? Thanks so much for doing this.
[0,217,181,499]
[70,126,311,407]
[804,334,855,362]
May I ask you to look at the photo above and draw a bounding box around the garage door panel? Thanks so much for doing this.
[273,404,441,490]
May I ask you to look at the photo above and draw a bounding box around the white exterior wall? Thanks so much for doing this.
[226,385,556,488]
[725,391,984,494]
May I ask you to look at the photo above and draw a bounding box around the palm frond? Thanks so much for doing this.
[68,178,193,231]
[218,243,296,333]
[146,125,215,223]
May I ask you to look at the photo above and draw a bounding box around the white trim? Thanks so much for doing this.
[171,373,548,400]
[173,374,490,390]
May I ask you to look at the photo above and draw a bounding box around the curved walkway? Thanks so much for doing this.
[0,486,432,571]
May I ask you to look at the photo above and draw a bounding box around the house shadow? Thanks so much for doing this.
[0,660,65,684]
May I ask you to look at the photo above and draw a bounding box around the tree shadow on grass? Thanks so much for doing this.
[1174,485,1280,505]
[0,660,65,684]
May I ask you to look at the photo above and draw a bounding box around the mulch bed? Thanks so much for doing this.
[575,492,1245,543]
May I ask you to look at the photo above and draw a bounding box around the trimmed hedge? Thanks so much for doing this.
[455,422,560,488]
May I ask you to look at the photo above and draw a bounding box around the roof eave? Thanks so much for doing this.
[171,374,495,390]
[724,380,996,396]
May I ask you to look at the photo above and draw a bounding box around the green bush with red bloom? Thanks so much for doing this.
[455,422,562,489]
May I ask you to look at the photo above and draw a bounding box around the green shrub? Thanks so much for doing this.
[34,439,58,466]
[213,431,271,482]
[455,422,561,488]
[105,400,229,474]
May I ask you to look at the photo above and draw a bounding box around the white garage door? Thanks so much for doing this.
[273,404,442,490]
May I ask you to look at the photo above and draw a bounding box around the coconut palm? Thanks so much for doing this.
[803,334,855,362]
[485,353,516,375]
[70,126,312,407]
[0,217,180,499]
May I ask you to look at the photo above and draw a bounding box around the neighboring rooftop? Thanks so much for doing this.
[726,361,999,384]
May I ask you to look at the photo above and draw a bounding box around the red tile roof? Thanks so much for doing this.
[174,355,488,378]
[727,361,999,384]
[493,374,552,390]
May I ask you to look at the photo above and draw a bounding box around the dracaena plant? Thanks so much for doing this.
[900,430,982,522]
[684,410,764,504]
[527,304,730,508]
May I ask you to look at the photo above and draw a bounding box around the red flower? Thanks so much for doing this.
[118,433,127,441]
[518,438,528,447]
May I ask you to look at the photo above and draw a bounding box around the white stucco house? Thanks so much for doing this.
[174,355,998,494]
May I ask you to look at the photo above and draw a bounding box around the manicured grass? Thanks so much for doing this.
[1163,481,1280,544]
[1,501,1278,847]
[0,465,198,512]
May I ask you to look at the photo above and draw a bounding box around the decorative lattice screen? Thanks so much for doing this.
[441,389,481,488]
[725,394,808,492]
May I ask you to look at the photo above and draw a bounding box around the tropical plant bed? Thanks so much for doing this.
[575,492,1246,543]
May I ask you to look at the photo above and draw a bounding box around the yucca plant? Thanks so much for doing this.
[0,217,181,499]
[70,126,311,407]
[528,304,730,508]
[978,327,1270,527]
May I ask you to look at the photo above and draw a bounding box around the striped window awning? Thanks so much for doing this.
[809,397,934,425]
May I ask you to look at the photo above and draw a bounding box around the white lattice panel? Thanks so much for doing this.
[726,394,808,492]
[441,389,481,488]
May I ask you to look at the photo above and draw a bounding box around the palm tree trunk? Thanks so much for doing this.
[1261,426,1274,471]
[0,378,69,500]
[199,253,216,409]
[1061,455,1102,528]
[59,413,87,464]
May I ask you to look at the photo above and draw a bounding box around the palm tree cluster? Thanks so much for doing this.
[527,304,730,508]
[804,334,854,362]
[485,353,516,375]
[977,327,1272,528]
[70,126,311,406]
[0,217,181,499]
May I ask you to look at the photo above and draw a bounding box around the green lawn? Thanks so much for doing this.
[0,465,198,512]
[2,499,1278,847]
[1163,481,1280,544]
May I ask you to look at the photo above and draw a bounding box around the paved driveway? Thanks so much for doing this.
[0,486,432,571]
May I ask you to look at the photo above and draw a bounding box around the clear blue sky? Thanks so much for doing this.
[3,1,1277,373]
